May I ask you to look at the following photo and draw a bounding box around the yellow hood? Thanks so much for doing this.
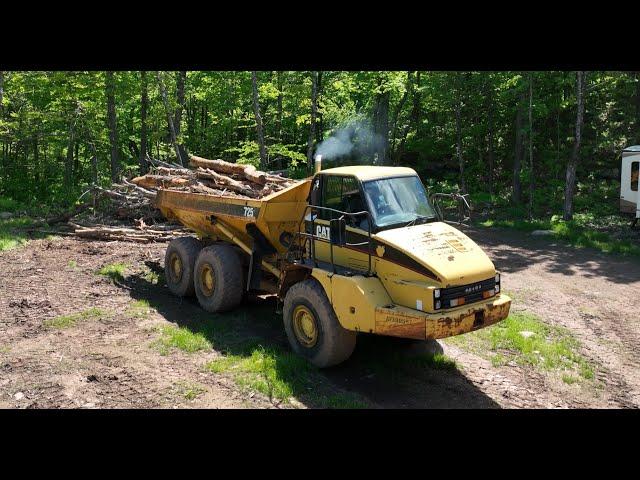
[374,222,496,287]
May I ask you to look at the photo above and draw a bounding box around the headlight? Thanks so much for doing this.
[495,273,501,284]
[435,300,441,309]
[434,289,441,299]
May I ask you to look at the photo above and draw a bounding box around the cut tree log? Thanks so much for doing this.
[189,155,267,185]
[131,174,193,190]
[195,168,259,198]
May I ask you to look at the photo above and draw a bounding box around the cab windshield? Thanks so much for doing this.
[362,175,437,230]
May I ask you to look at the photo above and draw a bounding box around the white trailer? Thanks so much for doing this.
[620,145,640,227]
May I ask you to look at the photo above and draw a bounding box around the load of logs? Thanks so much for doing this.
[61,154,297,243]
[130,155,296,200]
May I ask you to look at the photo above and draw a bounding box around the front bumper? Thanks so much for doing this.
[374,293,511,340]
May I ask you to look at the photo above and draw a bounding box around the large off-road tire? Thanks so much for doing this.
[164,236,203,297]
[194,244,243,313]
[283,279,356,368]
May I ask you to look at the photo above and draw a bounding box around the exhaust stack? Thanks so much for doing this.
[314,154,322,174]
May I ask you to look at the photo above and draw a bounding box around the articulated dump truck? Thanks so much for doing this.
[156,160,511,367]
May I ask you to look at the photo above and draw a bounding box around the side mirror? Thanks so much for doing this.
[330,217,347,246]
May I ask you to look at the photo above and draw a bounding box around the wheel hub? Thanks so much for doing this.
[170,253,183,281]
[200,264,215,296]
[292,305,318,348]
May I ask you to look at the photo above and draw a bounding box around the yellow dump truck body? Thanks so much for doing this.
[155,165,510,345]
[156,179,311,255]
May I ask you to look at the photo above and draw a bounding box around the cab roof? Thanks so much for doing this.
[318,165,418,181]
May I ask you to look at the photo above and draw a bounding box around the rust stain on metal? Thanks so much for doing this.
[375,308,426,340]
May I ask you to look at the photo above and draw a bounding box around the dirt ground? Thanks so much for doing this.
[1,226,639,409]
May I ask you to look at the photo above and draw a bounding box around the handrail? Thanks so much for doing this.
[429,192,472,225]
[286,204,374,276]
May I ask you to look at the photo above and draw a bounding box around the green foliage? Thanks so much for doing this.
[480,214,640,257]
[447,311,595,381]
[97,262,128,282]
[0,197,24,212]
[1,70,639,237]
[152,325,212,355]
[173,381,207,401]
[44,307,108,329]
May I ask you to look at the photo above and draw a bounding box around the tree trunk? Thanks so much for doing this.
[528,73,534,220]
[316,71,324,144]
[563,71,587,221]
[373,74,390,165]
[487,82,495,201]
[33,133,40,187]
[251,71,267,169]
[139,71,149,174]
[513,91,524,204]
[306,71,319,168]
[455,100,465,193]
[395,71,421,165]
[0,71,4,116]
[635,72,640,144]
[64,121,75,190]
[276,71,283,142]
[174,71,188,163]
[156,71,184,166]
[106,71,120,183]
[390,72,411,155]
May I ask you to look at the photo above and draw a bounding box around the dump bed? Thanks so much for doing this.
[155,179,311,254]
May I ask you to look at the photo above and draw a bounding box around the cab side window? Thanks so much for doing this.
[632,161,639,192]
[319,175,368,229]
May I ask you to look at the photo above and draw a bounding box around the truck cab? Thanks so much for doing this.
[293,165,510,351]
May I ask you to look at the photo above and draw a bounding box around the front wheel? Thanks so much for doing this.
[283,279,356,368]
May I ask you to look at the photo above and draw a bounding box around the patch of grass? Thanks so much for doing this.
[97,262,128,282]
[314,393,369,409]
[478,215,640,258]
[479,218,549,232]
[0,345,10,354]
[152,325,212,355]
[142,269,162,285]
[0,196,24,212]
[0,217,34,251]
[562,374,579,385]
[205,345,368,408]
[447,311,595,381]
[127,299,151,319]
[206,346,313,402]
[44,307,108,329]
[174,381,206,400]
[412,352,458,371]
[67,260,78,269]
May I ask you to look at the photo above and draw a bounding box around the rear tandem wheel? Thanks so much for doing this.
[164,236,203,297]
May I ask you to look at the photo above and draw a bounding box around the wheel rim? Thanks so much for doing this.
[292,305,318,348]
[200,264,215,297]
[170,253,183,282]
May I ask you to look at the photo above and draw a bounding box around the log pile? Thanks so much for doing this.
[129,154,296,200]
[69,220,189,243]
[59,154,297,243]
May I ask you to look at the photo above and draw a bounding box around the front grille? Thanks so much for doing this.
[441,277,496,308]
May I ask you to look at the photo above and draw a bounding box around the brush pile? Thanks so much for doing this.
[53,155,296,243]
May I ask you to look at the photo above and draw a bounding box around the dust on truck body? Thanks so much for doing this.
[156,161,511,367]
